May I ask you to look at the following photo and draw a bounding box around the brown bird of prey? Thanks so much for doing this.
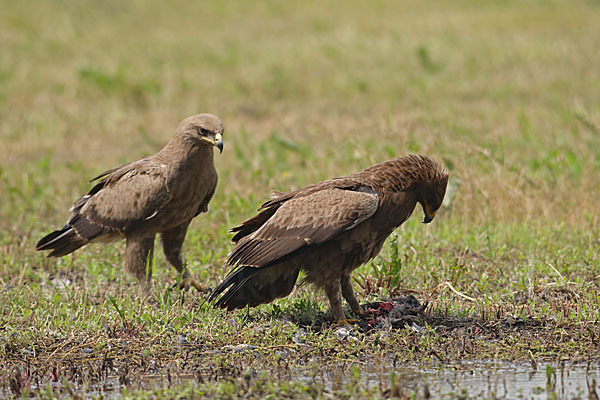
[36,114,224,292]
[208,154,448,324]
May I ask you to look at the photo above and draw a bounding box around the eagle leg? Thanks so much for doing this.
[124,235,155,293]
[324,279,347,323]
[341,274,364,317]
[161,222,208,293]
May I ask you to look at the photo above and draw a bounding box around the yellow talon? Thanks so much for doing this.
[188,278,209,293]
[332,318,360,327]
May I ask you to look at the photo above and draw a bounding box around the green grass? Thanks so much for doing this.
[1,0,600,398]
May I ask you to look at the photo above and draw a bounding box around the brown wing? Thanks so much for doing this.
[70,159,172,237]
[36,159,172,256]
[230,177,358,243]
[227,187,379,268]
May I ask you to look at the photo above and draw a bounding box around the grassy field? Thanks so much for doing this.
[1,0,600,398]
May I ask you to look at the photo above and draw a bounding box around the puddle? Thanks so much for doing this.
[425,363,600,399]
[6,360,600,398]
[308,360,600,399]
[413,361,600,399]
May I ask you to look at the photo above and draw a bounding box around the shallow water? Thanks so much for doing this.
[413,361,600,399]
[316,360,600,399]
[9,360,600,399]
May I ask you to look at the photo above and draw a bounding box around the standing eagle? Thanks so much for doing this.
[36,114,224,292]
[209,155,448,324]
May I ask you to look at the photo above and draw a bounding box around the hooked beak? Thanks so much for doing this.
[422,201,436,224]
[213,133,224,153]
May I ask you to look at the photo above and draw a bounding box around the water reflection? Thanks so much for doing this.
[16,360,600,399]
[312,360,600,399]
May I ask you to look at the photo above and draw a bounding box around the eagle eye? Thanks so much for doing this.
[198,127,210,136]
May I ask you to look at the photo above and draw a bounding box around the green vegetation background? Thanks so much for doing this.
[1,0,599,398]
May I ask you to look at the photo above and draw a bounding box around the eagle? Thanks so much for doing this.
[36,114,224,293]
[208,155,448,324]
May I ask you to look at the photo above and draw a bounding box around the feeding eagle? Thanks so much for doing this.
[36,114,224,292]
[208,155,448,324]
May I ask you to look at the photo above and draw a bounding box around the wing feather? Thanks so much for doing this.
[71,159,172,235]
[230,177,359,242]
[227,187,378,268]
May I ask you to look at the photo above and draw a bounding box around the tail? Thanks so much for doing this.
[208,263,300,311]
[36,225,87,257]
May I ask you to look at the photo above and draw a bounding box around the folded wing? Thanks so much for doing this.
[36,159,172,255]
[227,186,379,268]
